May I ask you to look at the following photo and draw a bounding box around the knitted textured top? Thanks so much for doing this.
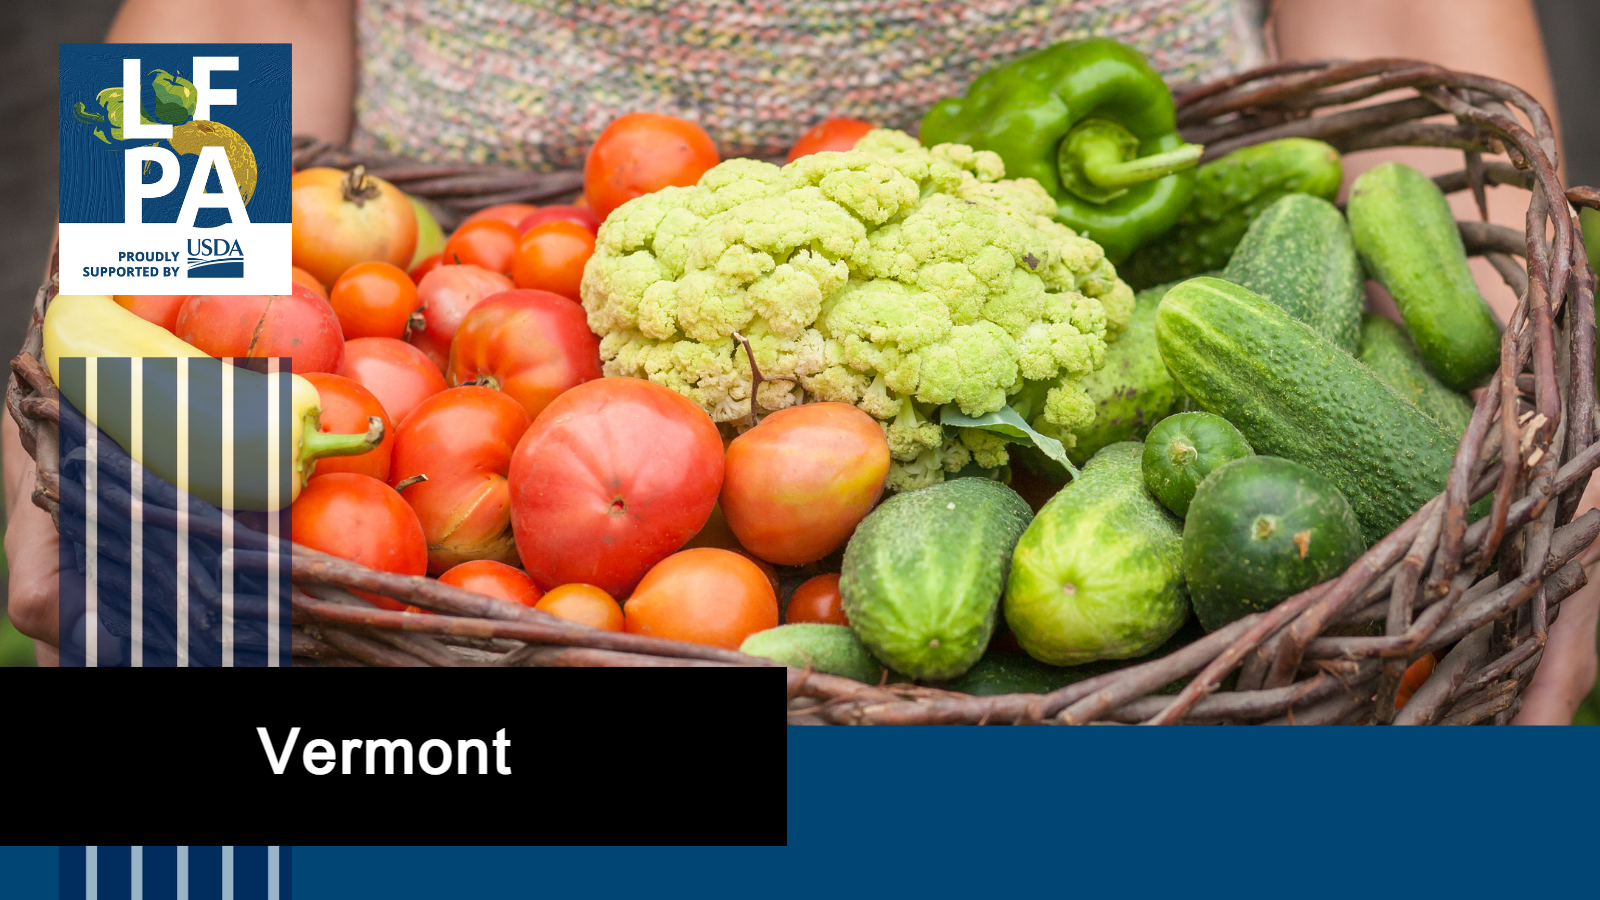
[351,0,1270,170]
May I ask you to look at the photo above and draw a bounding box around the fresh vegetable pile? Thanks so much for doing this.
[42,38,1521,694]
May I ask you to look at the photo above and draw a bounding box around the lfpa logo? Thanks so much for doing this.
[57,44,290,294]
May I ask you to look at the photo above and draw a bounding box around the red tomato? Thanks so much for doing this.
[390,386,532,574]
[509,377,724,596]
[291,267,328,300]
[516,205,600,236]
[302,373,395,482]
[337,337,449,426]
[446,289,602,420]
[112,295,187,333]
[409,252,443,285]
[409,265,515,372]
[460,203,539,229]
[292,167,417,287]
[291,473,427,610]
[438,559,543,608]
[624,548,778,649]
[1395,653,1437,709]
[786,118,875,162]
[175,285,345,374]
[584,113,719,221]
[785,573,849,626]
[442,219,519,273]
[536,583,625,631]
[510,221,595,300]
[329,261,420,340]
[720,402,889,565]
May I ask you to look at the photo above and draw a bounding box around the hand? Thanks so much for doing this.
[4,412,68,662]
[1513,472,1600,724]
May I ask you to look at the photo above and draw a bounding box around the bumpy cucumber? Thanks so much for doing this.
[1006,442,1188,665]
[1065,283,1183,465]
[1183,455,1366,631]
[1120,138,1343,289]
[1157,277,1458,543]
[740,624,888,684]
[1358,315,1475,437]
[841,478,1033,680]
[1220,193,1364,354]
[1141,411,1254,517]
[1346,162,1502,391]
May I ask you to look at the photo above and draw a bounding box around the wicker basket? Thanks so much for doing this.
[14,58,1600,723]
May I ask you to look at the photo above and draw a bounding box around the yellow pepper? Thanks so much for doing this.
[42,294,380,511]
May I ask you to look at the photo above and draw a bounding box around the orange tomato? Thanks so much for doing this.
[442,219,519,273]
[460,203,539,228]
[786,574,849,626]
[291,267,328,299]
[291,473,427,610]
[302,373,395,482]
[720,402,889,565]
[510,221,595,300]
[438,559,543,608]
[292,167,417,287]
[329,261,421,340]
[537,584,625,632]
[584,113,719,221]
[682,501,742,551]
[786,118,875,162]
[409,252,444,285]
[623,548,778,649]
[112,295,187,333]
[1395,653,1437,709]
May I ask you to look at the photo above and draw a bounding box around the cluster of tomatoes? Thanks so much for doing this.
[111,112,880,650]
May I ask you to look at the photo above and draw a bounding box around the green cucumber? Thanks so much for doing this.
[1065,283,1183,465]
[740,624,888,684]
[1005,442,1188,665]
[1120,138,1343,289]
[940,651,1082,695]
[1347,162,1502,391]
[1220,193,1364,354]
[841,478,1033,680]
[1183,455,1366,631]
[1358,314,1475,436]
[1157,277,1459,543]
[1141,411,1254,517]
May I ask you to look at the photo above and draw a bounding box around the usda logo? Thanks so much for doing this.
[57,44,291,294]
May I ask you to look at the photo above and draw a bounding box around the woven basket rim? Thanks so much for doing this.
[13,56,1600,725]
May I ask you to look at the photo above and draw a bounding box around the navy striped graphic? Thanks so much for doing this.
[60,847,290,900]
[55,356,294,667]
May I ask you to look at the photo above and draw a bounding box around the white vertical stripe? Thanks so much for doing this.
[268,846,279,900]
[176,847,188,900]
[85,360,98,667]
[130,361,144,667]
[222,361,235,667]
[267,359,280,667]
[221,846,233,900]
[85,846,96,900]
[176,358,189,667]
[130,846,142,900]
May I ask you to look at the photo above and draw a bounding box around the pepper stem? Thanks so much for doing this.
[1058,119,1203,204]
[301,413,385,468]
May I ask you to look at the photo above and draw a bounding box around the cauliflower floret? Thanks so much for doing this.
[959,428,1011,469]
[579,128,1135,490]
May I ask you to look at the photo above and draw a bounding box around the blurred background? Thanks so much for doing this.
[3,2,1599,698]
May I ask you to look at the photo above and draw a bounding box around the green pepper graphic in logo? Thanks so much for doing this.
[71,69,255,205]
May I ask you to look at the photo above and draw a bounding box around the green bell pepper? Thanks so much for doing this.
[920,38,1202,262]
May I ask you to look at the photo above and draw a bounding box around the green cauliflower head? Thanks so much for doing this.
[582,129,1134,489]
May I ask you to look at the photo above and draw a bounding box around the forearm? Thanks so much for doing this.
[1273,0,1558,323]
[107,0,357,144]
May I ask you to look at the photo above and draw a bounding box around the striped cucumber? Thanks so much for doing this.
[1358,314,1475,437]
[1156,277,1458,542]
[1220,192,1364,354]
